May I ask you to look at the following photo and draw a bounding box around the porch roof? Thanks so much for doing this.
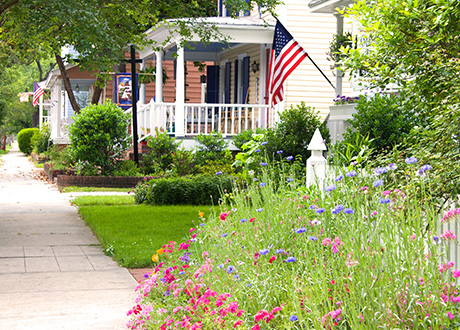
[139,17,275,61]
[307,0,355,13]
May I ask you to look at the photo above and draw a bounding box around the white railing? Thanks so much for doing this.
[125,101,275,140]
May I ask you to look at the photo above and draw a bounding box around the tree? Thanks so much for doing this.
[1,0,281,113]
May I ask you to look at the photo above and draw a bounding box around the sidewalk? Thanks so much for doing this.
[0,144,138,330]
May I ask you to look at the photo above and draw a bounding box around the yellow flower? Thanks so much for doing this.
[151,254,159,262]
[156,248,164,255]
[198,212,204,218]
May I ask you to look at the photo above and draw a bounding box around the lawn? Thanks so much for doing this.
[62,186,132,193]
[74,196,213,268]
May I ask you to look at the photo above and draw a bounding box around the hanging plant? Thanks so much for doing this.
[326,31,354,71]
[138,64,169,85]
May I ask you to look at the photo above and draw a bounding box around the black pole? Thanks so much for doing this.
[307,54,336,91]
[130,45,139,165]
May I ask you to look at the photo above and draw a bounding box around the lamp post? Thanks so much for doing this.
[130,45,139,165]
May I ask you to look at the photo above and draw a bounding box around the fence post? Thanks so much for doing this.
[306,128,327,186]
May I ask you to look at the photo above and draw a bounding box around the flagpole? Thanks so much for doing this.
[306,55,336,91]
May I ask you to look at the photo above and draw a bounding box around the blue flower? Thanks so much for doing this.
[259,248,270,255]
[255,149,261,153]
[143,273,150,279]
[379,197,391,204]
[296,227,307,234]
[308,236,318,241]
[309,205,316,210]
[344,208,354,214]
[405,156,418,164]
[163,290,170,297]
[325,184,336,192]
[199,223,206,226]
[289,315,299,322]
[433,236,439,243]
[216,171,222,175]
[332,204,344,214]
[179,271,185,275]
[218,264,224,269]
[374,167,387,175]
[260,162,268,166]
[335,174,344,182]
[240,218,248,223]
[246,282,252,287]
[286,257,296,262]
[276,150,283,154]
[286,156,294,161]
[275,248,285,254]
[346,170,357,177]
[256,208,263,212]
[420,164,432,172]
[261,141,267,145]
[221,233,229,237]
[316,208,325,214]
[287,178,294,183]
[226,265,235,274]
[387,163,398,170]
[373,179,384,187]
[234,274,240,279]
[260,182,266,187]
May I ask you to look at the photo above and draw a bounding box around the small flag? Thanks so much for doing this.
[33,81,45,107]
[18,92,33,103]
[268,20,308,106]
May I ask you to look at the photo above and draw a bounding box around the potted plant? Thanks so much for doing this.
[327,94,360,143]
[138,63,169,85]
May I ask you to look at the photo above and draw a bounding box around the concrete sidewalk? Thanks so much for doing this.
[0,144,138,330]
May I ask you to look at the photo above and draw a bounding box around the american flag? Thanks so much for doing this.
[32,81,44,107]
[268,20,308,106]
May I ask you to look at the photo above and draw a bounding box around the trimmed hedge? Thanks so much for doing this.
[135,174,234,205]
[17,128,39,154]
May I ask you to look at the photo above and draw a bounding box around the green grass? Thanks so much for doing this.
[77,200,213,268]
[62,186,132,193]
[72,195,135,206]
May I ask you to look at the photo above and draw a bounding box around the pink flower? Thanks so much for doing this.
[322,238,332,246]
[442,208,460,223]
[441,230,457,241]
[410,234,416,241]
[270,306,282,314]
[254,310,269,322]
[189,228,196,233]
[202,251,209,258]
[251,324,260,330]
[453,269,460,278]
[447,312,455,320]
[269,255,276,264]
[234,320,243,328]
[179,243,189,250]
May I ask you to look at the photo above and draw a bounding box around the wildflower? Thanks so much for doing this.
[276,150,283,154]
[379,197,391,204]
[346,170,357,177]
[234,320,243,328]
[387,163,398,170]
[255,149,261,153]
[287,178,294,183]
[311,219,321,225]
[316,208,325,214]
[286,257,296,262]
[308,236,318,241]
[275,249,285,254]
[248,170,255,176]
[373,179,384,187]
[259,249,270,255]
[250,217,256,222]
[335,174,344,182]
[286,156,293,161]
[374,167,387,175]
[227,265,236,274]
[251,325,260,330]
[296,227,307,234]
[260,162,267,166]
[453,269,460,278]
[420,164,432,171]
[220,212,229,221]
[256,208,263,212]
[433,236,439,243]
[269,255,276,263]
[199,223,206,227]
[442,208,460,223]
[309,205,316,210]
[447,312,455,320]
[261,141,267,145]
[332,204,344,214]
[260,182,266,187]
[441,230,457,241]
[156,248,164,255]
[289,315,299,322]
[216,171,222,175]
[240,218,248,223]
[410,234,416,241]
[325,184,336,192]
[405,156,418,164]
[217,264,224,269]
[198,212,204,218]
[221,233,229,237]
[343,208,354,214]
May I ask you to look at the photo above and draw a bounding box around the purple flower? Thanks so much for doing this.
[289,315,299,322]
[259,248,270,255]
[433,236,439,243]
[374,167,387,175]
[277,150,283,154]
[216,171,222,175]
[221,233,228,237]
[226,265,235,274]
[256,208,263,212]
[286,257,296,262]
[260,182,266,187]
[255,149,260,153]
[240,218,248,223]
[335,174,344,182]
[345,170,357,177]
[373,179,384,187]
[199,223,206,226]
[325,184,336,192]
[308,236,318,241]
[405,156,418,164]
[261,141,267,145]
[332,204,344,214]
[275,248,285,254]
[286,156,293,161]
[143,273,150,279]
[420,164,432,172]
[296,227,307,234]
[309,205,316,210]
[260,162,268,166]
[380,197,391,204]
[316,208,326,214]
[218,264,224,269]
[344,208,354,214]
[287,178,294,183]
[388,163,398,170]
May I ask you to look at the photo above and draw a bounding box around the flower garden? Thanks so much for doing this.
[127,154,460,329]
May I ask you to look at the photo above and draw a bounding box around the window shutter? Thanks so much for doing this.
[242,56,250,104]
[234,59,239,103]
[206,65,220,104]
[224,62,231,103]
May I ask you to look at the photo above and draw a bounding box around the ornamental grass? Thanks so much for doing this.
[128,156,460,329]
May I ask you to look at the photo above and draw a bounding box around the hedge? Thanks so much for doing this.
[17,128,39,154]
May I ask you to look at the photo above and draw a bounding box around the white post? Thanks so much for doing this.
[155,51,163,102]
[38,94,44,129]
[175,46,186,136]
[139,58,146,105]
[306,128,327,186]
[335,13,344,97]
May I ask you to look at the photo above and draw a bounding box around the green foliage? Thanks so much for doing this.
[113,160,142,177]
[68,101,130,176]
[135,174,234,205]
[194,131,229,166]
[343,93,419,154]
[17,127,38,154]
[326,31,354,69]
[329,133,373,168]
[232,127,266,150]
[31,124,52,154]
[45,145,75,171]
[142,129,181,174]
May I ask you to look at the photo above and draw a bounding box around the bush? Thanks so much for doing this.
[31,124,52,154]
[113,160,142,177]
[17,128,39,154]
[232,127,266,150]
[194,131,229,166]
[141,129,181,174]
[45,145,75,171]
[134,174,234,205]
[343,92,418,153]
[68,101,130,176]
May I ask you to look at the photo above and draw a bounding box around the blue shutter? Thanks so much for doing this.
[244,0,250,16]
[224,62,231,103]
[242,56,250,104]
[206,66,220,104]
[234,59,239,103]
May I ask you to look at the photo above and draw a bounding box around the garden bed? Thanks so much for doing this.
[56,174,144,188]
[43,163,75,181]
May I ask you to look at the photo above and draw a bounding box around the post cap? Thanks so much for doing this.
[307,128,327,151]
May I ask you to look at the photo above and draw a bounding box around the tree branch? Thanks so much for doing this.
[55,53,80,114]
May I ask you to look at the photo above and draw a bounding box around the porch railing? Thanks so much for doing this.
[125,100,275,141]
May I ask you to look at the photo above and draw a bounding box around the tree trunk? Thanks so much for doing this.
[91,76,104,104]
[55,53,81,114]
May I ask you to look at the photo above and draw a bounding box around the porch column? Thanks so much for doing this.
[56,82,63,139]
[139,58,146,104]
[155,51,163,102]
[153,51,164,132]
[38,94,44,129]
[335,13,344,97]
[259,44,268,128]
[175,46,186,136]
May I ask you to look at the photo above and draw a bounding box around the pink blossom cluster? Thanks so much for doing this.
[442,208,460,223]
[251,306,283,329]
[323,237,344,254]
[321,308,342,327]
[441,230,457,241]
[438,261,455,273]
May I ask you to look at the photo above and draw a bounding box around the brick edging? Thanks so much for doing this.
[56,175,144,188]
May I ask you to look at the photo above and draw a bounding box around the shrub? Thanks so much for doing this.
[17,128,39,154]
[194,131,229,166]
[134,174,234,205]
[232,127,266,150]
[68,101,130,176]
[31,124,52,154]
[141,129,181,174]
[343,92,418,153]
[45,145,75,171]
[113,160,142,177]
